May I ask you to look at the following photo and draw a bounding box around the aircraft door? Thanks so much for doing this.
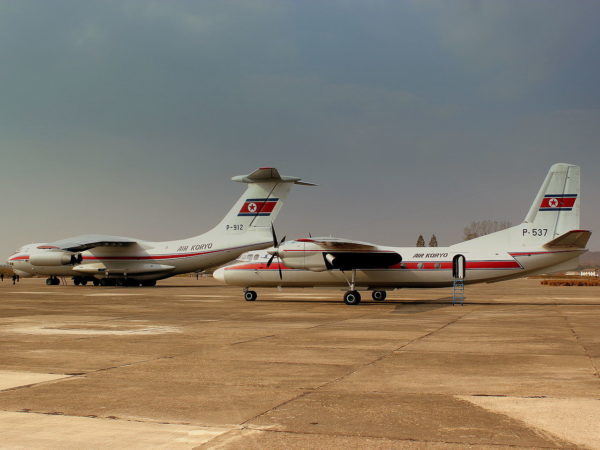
[452,254,466,279]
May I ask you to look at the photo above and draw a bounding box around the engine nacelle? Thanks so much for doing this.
[277,241,329,271]
[30,252,82,266]
[277,240,402,272]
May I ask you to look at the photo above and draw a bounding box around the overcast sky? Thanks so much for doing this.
[1,0,599,258]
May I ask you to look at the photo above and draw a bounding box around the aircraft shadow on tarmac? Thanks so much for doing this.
[237,297,598,309]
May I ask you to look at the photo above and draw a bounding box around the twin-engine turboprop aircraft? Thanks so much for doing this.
[7,168,313,286]
[214,163,591,305]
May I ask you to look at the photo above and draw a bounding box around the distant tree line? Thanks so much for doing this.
[414,221,512,247]
[416,234,438,247]
[463,220,512,241]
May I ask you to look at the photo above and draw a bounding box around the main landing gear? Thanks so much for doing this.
[343,289,387,305]
[72,276,90,286]
[372,290,387,301]
[341,268,390,305]
[343,290,361,305]
[244,290,257,301]
[72,277,157,287]
[45,276,60,286]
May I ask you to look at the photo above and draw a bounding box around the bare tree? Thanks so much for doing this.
[463,220,512,241]
[429,234,438,247]
[416,235,425,247]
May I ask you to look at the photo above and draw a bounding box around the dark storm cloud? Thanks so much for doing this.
[1,0,599,257]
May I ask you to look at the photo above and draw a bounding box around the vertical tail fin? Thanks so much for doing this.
[524,163,580,238]
[211,167,315,235]
[452,163,584,250]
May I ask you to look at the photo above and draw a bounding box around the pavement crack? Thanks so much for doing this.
[311,307,477,391]
[555,307,600,380]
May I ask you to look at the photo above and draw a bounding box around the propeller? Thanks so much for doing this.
[266,223,286,280]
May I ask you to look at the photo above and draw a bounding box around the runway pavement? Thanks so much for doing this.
[0,277,599,449]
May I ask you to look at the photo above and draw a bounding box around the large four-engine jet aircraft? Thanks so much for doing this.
[7,168,313,286]
[214,163,591,304]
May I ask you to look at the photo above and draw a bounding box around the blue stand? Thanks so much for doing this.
[452,278,464,306]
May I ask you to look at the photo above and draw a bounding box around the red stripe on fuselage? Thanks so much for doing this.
[225,262,293,271]
[226,260,522,271]
[9,255,30,261]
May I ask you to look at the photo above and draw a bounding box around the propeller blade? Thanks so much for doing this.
[270,223,278,247]
[279,235,286,246]
[266,254,275,268]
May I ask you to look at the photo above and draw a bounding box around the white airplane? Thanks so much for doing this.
[214,163,591,305]
[7,168,313,286]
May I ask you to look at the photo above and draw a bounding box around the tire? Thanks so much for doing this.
[141,280,156,287]
[52,277,60,285]
[244,290,257,301]
[46,278,53,285]
[372,290,387,301]
[81,280,88,286]
[344,290,361,305]
[92,279,100,286]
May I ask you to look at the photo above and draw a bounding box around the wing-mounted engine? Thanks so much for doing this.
[30,251,83,266]
[323,251,401,270]
[274,238,401,272]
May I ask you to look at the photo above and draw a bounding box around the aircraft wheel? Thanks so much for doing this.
[46,277,53,285]
[99,278,109,286]
[92,279,100,286]
[344,290,361,305]
[141,280,156,287]
[73,277,81,286]
[244,290,257,301]
[372,290,387,301]
[52,277,60,285]
[81,279,88,286]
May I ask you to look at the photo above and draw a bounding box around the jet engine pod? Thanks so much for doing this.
[30,252,81,266]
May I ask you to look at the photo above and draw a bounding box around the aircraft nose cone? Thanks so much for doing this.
[213,267,226,282]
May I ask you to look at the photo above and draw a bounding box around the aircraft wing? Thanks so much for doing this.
[48,234,138,252]
[299,237,379,251]
[295,237,402,270]
[324,251,402,270]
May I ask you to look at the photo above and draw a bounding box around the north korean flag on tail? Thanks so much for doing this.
[238,198,279,216]
[539,194,577,211]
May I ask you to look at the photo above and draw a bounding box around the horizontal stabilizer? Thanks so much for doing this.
[232,167,316,185]
[544,230,591,249]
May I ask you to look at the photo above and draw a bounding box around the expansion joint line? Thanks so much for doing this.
[555,307,600,380]
[314,307,477,392]
[239,307,477,427]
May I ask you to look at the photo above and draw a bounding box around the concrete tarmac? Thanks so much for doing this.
[0,277,599,449]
